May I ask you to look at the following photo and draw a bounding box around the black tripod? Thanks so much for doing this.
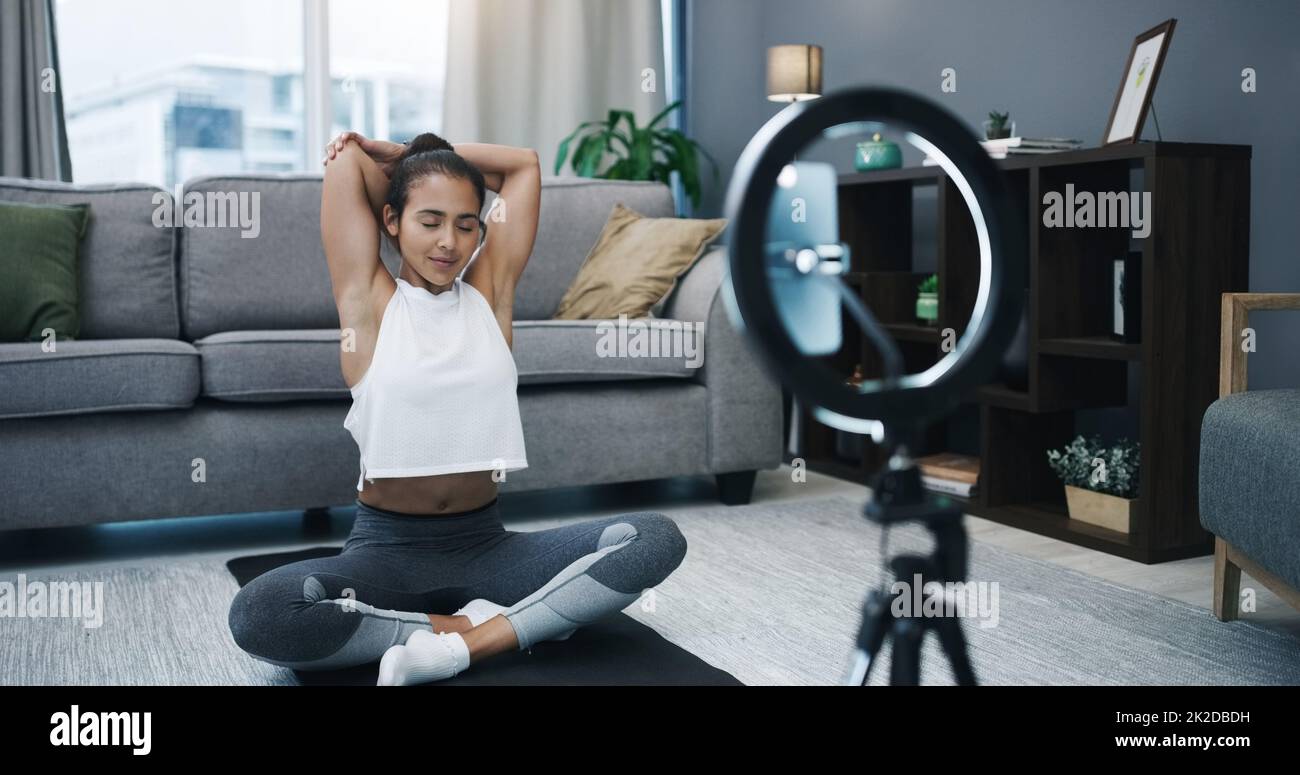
[845,448,978,686]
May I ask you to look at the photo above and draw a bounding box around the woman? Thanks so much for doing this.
[227,131,688,685]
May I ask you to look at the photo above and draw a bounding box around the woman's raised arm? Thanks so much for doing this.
[320,140,389,309]
[454,143,542,308]
[450,143,540,193]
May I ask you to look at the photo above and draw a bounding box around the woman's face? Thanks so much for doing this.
[386,173,482,285]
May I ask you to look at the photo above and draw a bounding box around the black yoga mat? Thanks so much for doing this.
[226,546,743,686]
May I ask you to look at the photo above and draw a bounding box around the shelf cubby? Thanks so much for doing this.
[980,405,1074,509]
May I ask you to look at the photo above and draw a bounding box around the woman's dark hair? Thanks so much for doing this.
[385,132,487,224]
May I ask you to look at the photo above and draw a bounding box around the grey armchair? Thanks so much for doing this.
[1199,292,1300,620]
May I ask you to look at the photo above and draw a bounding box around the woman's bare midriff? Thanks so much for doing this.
[358,469,499,516]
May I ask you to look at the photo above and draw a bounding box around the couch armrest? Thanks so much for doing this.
[663,247,784,473]
[1219,293,1300,397]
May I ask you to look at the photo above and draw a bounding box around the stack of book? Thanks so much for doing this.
[980,136,1083,158]
[914,453,980,498]
[923,137,1083,164]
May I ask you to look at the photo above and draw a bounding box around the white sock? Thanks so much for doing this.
[453,598,575,641]
[376,630,471,686]
[452,598,507,628]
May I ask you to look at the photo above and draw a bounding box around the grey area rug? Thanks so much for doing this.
[3,493,1297,685]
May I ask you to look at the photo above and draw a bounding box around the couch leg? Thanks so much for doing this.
[1212,536,1241,622]
[716,470,757,506]
[303,507,332,535]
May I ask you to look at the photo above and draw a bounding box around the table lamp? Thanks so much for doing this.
[767,44,823,104]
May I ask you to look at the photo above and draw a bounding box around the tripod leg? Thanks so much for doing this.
[846,589,891,686]
[932,610,978,686]
[889,617,924,686]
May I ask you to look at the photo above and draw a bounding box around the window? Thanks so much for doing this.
[54,0,449,189]
[328,0,448,143]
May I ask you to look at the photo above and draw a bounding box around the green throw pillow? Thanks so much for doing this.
[0,199,90,342]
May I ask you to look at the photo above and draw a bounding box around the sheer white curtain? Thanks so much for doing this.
[441,0,665,176]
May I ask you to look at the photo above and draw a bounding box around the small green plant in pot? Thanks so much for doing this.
[983,110,1014,140]
[916,274,939,325]
[1046,435,1140,533]
[554,100,719,211]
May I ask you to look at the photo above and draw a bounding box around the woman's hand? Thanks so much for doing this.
[322,131,405,177]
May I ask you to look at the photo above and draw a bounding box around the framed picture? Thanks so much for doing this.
[1111,251,1142,343]
[1102,19,1177,146]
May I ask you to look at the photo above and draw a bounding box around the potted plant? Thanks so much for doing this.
[1046,435,1140,533]
[554,100,719,211]
[983,110,1014,140]
[916,274,938,325]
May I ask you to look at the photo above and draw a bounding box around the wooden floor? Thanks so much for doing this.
[3,465,1296,639]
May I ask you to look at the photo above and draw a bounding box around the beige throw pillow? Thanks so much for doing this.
[552,203,727,320]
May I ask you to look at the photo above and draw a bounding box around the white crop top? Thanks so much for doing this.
[343,275,528,491]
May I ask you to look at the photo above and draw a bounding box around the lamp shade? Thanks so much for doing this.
[766,44,823,102]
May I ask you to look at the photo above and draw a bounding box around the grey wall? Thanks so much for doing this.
[686,0,1300,389]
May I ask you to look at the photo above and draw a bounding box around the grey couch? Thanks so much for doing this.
[0,174,783,531]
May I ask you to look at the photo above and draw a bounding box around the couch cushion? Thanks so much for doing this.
[0,339,199,419]
[179,175,676,338]
[194,329,349,401]
[192,318,702,402]
[179,175,336,340]
[1199,388,1300,591]
[0,177,179,339]
[513,319,702,385]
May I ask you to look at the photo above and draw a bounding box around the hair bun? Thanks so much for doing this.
[402,132,454,157]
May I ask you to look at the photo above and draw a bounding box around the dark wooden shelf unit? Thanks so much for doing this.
[787,141,1251,563]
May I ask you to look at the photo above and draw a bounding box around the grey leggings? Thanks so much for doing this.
[227,496,688,671]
